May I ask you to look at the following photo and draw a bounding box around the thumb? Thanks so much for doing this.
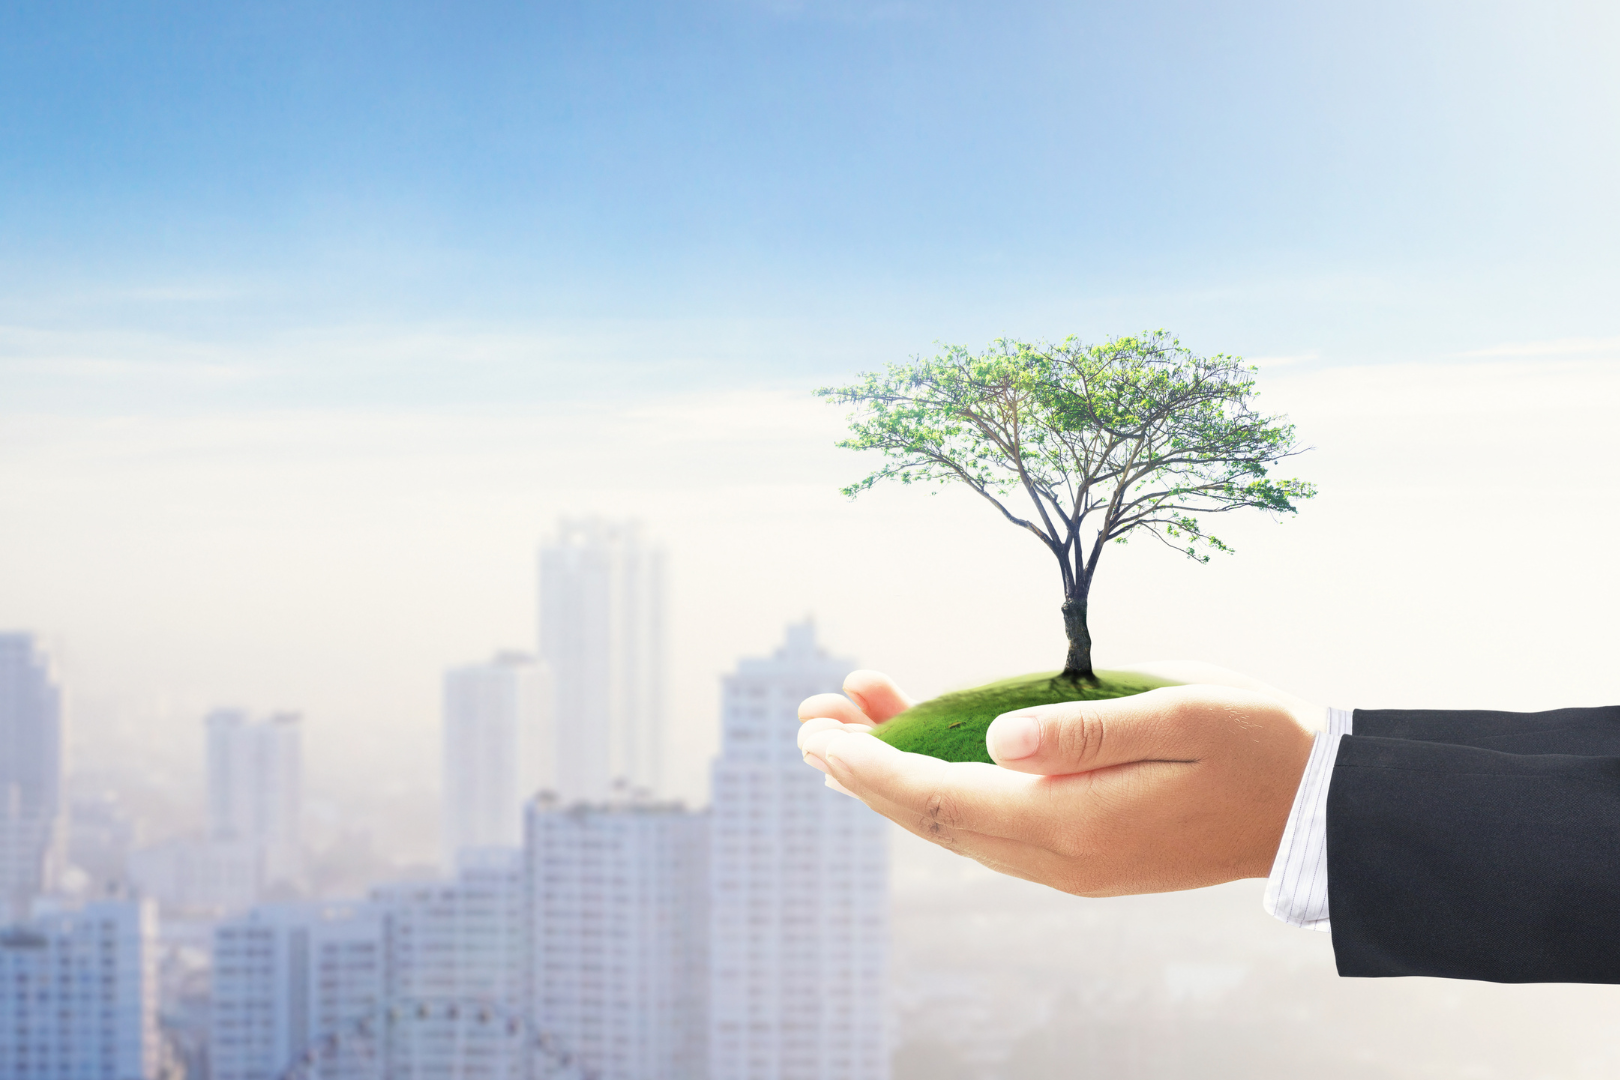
[985,687,1201,775]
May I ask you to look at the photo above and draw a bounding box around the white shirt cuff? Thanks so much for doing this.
[1263,707,1352,932]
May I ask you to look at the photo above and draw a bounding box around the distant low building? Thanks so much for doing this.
[67,791,138,897]
[127,836,260,916]
[0,898,160,1080]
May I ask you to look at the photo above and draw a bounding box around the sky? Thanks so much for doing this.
[2,0,1618,856]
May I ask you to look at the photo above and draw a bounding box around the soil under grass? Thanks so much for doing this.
[870,669,1181,764]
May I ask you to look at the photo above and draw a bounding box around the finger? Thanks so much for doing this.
[798,692,874,727]
[798,715,852,753]
[842,670,914,723]
[844,779,1091,888]
[812,727,1039,841]
[1117,660,1325,731]
[984,685,1209,776]
[800,718,874,771]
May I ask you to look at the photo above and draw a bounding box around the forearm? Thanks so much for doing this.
[1329,735,1620,983]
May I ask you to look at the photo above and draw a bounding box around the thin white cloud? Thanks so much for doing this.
[1454,336,1620,359]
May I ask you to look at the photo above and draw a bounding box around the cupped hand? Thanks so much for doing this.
[797,670,1316,897]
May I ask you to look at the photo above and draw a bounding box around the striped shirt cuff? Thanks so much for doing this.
[1263,707,1352,932]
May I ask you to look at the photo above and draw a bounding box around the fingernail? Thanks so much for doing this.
[988,711,1041,761]
[804,751,829,774]
[824,775,856,798]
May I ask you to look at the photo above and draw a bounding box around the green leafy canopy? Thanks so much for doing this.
[815,331,1315,601]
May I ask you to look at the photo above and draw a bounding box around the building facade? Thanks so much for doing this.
[0,634,64,921]
[524,801,708,1080]
[206,710,304,895]
[709,623,890,1080]
[537,519,666,803]
[211,902,384,1080]
[371,849,526,1080]
[441,654,550,869]
[0,899,160,1080]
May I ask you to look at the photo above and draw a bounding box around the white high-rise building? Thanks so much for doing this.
[524,800,708,1080]
[441,654,551,870]
[538,518,666,803]
[0,899,160,1080]
[371,849,526,1080]
[211,902,384,1080]
[709,622,890,1080]
[0,634,65,921]
[207,710,304,893]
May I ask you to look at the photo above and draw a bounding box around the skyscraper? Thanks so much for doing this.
[0,899,160,1080]
[709,622,890,1080]
[0,633,64,921]
[524,799,708,1080]
[538,518,666,803]
[206,710,304,893]
[211,902,384,1080]
[440,653,550,870]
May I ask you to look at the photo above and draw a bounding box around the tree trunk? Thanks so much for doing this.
[1061,596,1096,683]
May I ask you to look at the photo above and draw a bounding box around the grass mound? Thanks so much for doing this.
[870,669,1180,764]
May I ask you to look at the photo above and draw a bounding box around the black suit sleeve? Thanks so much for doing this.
[1327,734,1620,983]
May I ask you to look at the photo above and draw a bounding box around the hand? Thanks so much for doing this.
[797,669,1316,897]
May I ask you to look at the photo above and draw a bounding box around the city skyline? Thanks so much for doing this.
[0,553,896,1079]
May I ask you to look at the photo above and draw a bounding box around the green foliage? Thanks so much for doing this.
[816,332,1314,598]
[870,670,1179,763]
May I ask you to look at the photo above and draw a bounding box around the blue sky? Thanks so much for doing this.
[2,0,1616,410]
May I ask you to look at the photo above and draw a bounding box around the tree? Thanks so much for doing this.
[817,331,1314,682]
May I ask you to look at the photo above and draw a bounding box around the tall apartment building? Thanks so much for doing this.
[0,899,160,1080]
[538,518,666,802]
[371,849,526,1080]
[709,622,890,1080]
[524,800,708,1080]
[207,709,304,894]
[211,902,384,1080]
[441,654,551,870]
[0,633,64,921]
